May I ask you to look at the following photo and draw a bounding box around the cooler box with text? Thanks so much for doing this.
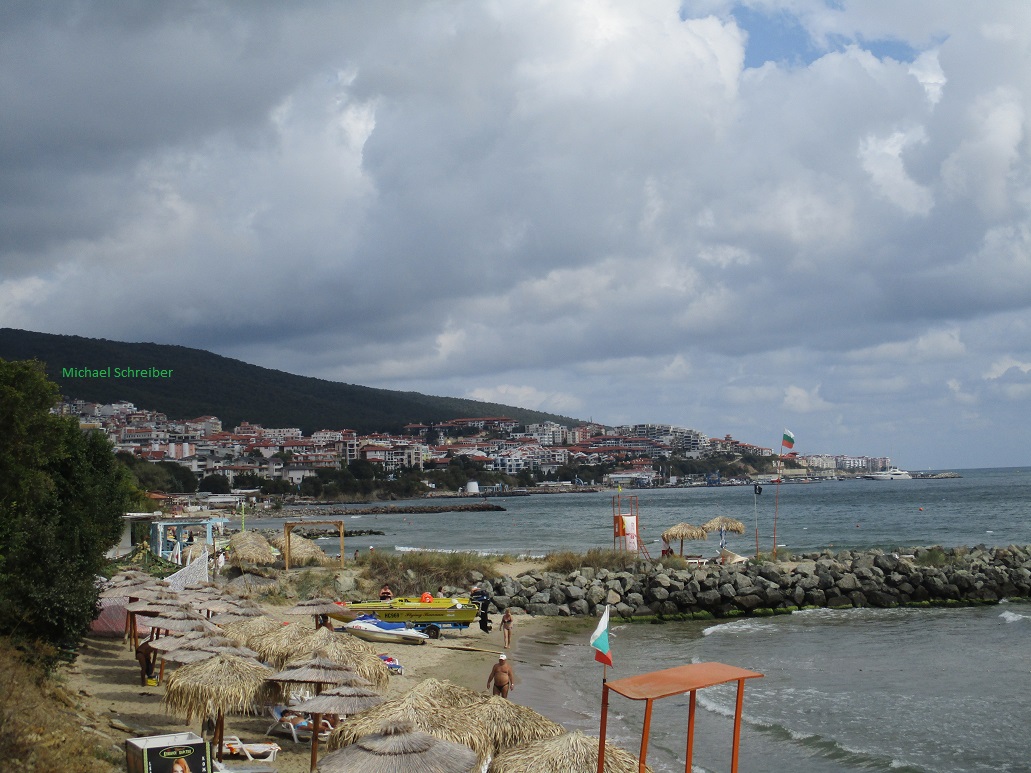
[126,732,211,773]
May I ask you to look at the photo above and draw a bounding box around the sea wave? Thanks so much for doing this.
[701,618,773,637]
[999,610,1029,623]
[694,692,929,772]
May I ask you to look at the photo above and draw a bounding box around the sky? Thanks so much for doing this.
[2,1,1030,470]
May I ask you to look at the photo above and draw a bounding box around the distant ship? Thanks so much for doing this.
[865,467,913,480]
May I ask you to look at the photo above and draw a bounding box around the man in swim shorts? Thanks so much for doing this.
[487,653,514,698]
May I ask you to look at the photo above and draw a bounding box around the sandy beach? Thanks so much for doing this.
[61,601,574,773]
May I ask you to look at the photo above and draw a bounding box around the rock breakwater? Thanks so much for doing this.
[480,545,1031,619]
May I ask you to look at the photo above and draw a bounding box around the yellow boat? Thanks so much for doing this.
[329,596,479,634]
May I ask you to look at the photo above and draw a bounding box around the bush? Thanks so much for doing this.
[363,551,500,597]
[0,640,121,772]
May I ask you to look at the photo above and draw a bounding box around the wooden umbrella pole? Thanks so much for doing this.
[309,711,322,772]
[215,712,226,762]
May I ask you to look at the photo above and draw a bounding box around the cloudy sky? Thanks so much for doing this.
[2,1,1030,469]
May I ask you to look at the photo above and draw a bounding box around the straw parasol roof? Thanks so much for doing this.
[452,696,564,757]
[401,678,485,709]
[270,533,332,567]
[328,690,485,758]
[147,608,219,634]
[487,730,653,773]
[286,597,346,618]
[219,615,281,646]
[163,653,281,761]
[262,627,390,690]
[317,721,478,773]
[292,685,384,716]
[250,622,320,668]
[661,522,707,543]
[702,516,746,534]
[163,653,279,719]
[660,522,707,557]
[228,530,277,566]
[269,654,364,689]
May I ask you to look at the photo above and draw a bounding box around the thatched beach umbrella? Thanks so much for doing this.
[267,627,390,690]
[250,622,319,668]
[660,522,708,557]
[292,685,384,717]
[220,615,281,647]
[228,530,277,567]
[147,608,219,635]
[286,597,345,629]
[328,690,486,760]
[317,721,478,773]
[702,515,747,550]
[270,533,331,567]
[163,653,280,762]
[404,678,485,709]
[487,730,653,773]
[270,654,370,772]
[452,696,564,759]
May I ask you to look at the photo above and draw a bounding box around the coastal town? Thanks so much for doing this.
[56,397,897,493]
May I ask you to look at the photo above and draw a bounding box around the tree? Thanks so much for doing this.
[198,473,231,494]
[0,359,136,649]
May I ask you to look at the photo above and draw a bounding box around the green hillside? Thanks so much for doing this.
[0,328,580,433]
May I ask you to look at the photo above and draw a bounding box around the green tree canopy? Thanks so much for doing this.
[0,359,135,648]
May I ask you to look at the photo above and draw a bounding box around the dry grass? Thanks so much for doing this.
[543,549,688,573]
[363,551,501,597]
[0,639,122,773]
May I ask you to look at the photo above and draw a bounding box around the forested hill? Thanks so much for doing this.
[0,328,580,433]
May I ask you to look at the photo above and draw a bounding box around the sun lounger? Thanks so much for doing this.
[221,735,280,761]
[265,706,331,743]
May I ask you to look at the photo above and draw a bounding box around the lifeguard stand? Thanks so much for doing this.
[612,493,651,558]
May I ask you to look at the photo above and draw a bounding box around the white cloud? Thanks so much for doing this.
[859,127,934,215]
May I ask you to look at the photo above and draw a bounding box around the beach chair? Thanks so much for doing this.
[265,706,331,743]
[221,736,280,761]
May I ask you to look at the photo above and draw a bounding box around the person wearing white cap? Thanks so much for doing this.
[487,652,514,698]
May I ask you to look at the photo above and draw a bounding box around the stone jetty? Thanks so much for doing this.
[478,545,1031,619]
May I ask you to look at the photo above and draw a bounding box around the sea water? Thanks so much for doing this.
[245,468,1031,771]
[251,466,1031,557]
[540,603,1031,772]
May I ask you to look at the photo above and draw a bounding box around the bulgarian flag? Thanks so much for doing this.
[782,429,795,449]
[590,605,613,666]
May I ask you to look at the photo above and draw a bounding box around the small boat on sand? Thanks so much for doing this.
[343,615,429,645]
[330,596,479,626]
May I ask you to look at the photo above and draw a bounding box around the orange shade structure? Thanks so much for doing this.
[597,661,764,773]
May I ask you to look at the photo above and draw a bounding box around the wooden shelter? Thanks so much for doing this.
[597,662,763,773]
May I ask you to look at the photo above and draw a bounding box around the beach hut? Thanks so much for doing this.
[660,523,707,558]
[162,653,280,762]
[487,730,652,773]
[317,721,478,773]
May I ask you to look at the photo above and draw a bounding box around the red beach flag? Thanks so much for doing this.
[782,429,795,449]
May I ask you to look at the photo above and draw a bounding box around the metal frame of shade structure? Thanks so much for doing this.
[597,661,764,773]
